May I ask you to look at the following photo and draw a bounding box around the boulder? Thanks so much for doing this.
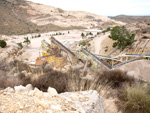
[60,90,104,113]
[4,87,15,93]
[117,60,150,82]
[26,84,33,91]
[0,86,104,113]
[47,87,58,96]
[14,85,27,93]
[28,87,44,99]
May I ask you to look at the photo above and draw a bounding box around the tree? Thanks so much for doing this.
[89,32,93,35]
[109,26,136,50]
[38,34,41,37]
[0,40,7,48]
[23,37,31,46]
[81,33,85,38]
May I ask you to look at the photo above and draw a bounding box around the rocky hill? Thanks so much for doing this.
[0,0,124,35]
[110,15,150,23]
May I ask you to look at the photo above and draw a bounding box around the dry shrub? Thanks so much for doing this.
[0,59,8,71]
[0,74,24,89]
[96,69,135,88]
[0,74,6,89]
[118,84,150,113]
[32,70,67,93]
[66,68,111,95]
[9,60,31,73]
[3,76,23,88]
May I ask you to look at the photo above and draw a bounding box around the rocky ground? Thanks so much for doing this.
[0,84,104,113]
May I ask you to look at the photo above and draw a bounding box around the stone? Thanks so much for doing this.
[51,105,62,111]
[60,90,104,113]
[14,85,27,93]
[29,87,44,98]
[47,87,58,96]
[4,87,15,93]
[45,110,53,113]
[26,84,33,91]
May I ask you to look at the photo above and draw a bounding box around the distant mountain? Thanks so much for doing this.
[110,15,150,23]
[0,0,124,35]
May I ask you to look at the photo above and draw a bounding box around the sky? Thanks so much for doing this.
[27,0,150,16]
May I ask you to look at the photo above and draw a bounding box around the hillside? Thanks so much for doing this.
[110,15,150,23]
[0,0,124,35]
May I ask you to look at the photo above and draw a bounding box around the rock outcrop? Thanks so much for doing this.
[0,84,104,113]
[117,60,150,82]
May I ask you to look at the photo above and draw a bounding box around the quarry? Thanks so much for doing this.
[0,0,150,113]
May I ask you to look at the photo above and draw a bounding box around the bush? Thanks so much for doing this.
[81,33,85,38]
[38,34,41,37]
[119,85,150,113]
[32,70,67,93]
[17,42,23,49]
[23,37,31,46]
[109,26,136,50]
[0,40,7,48]
[66,69,111,94]
[87,43,91,47]
[96,70,135,88]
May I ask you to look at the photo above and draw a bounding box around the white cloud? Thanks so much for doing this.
[26,0,150,16]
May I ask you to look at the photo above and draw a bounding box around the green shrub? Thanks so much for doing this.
[87,43,91,47]
[38,34,41,37]
[119,85,150,113]
[81,33,85,38]
[89,32,93,35]
[23,37,31,46]
[102,27,111,33]
[79,41,86,46]
[17,42,23,49]
[0,40,7,48]
[109,26,136,50]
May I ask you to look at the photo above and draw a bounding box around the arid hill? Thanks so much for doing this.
[110,15,150,23]
[0,0,124,35]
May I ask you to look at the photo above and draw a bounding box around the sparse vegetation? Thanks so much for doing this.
[37,34,41,37]
[89,32,93,35]
[96,69,135,88]
[109,26,136,50]
[81,32,85,38]
[118,85,150,113]
[79,41,86,46]
[17,42,23,49]
[0,40,7,48]
[23,37,31,46]
[79,41,91,47]
[32,70,67,93]
[0,60,149,113]
[102,27,111,33]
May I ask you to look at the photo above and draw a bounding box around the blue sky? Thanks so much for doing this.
[27,0,150,16]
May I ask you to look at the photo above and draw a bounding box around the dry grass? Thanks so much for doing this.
[66,68,111,95]
[8,60,32,73]
[96,69,135,88]
[118,84,150,113]
[32,70,67,93]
